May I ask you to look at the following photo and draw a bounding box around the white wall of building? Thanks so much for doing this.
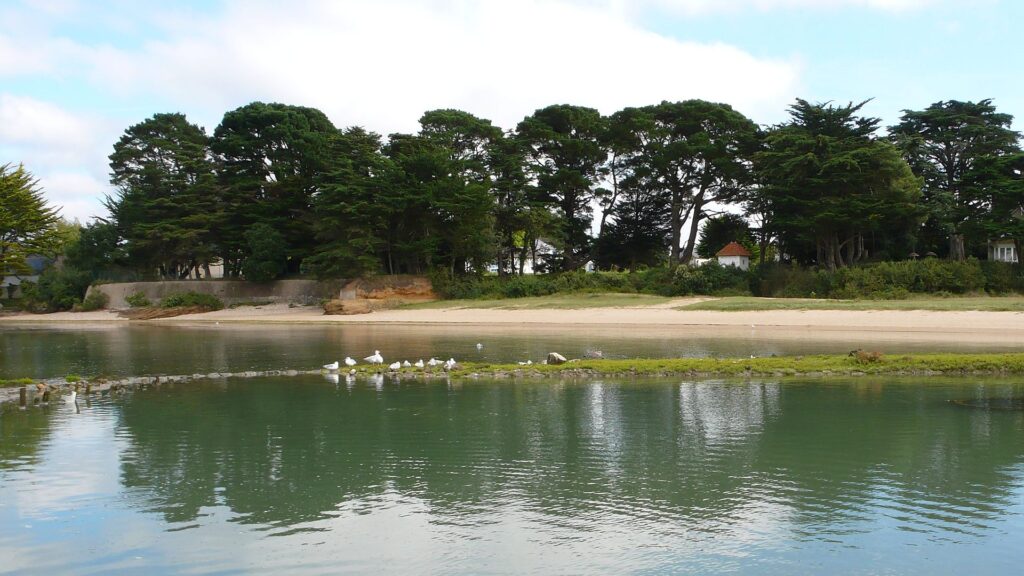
[717,255,749,271]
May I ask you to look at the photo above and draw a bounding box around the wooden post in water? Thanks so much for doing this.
[19,386,27,407]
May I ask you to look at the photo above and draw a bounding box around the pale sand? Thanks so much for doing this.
[3,299,1024,345]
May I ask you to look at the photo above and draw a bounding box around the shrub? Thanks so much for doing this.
[160,291,224,310]
[242,223,287,282]
[428,264,752,300]
[76,290,109,311]
[752,259,997,299]
[980,261,1022,294]
[125,291,151,307]
[21,266,93,311]
[65,374,82,383]
[0,378,36,388]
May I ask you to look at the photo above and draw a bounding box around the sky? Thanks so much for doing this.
[2,0,1023,223]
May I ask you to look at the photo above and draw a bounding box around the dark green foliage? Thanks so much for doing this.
[20,266,93,311]
[125,292,151,307]
[241,223,287,282]
[307,128,391,278]
[106,113,220,279]
[516,105,606,271]
[593,184,669,271]
[979,261,1024,294]
[431,264,749,300]
[88,98,1021,299]
[64,222,128,279]
[750,259,1010,299]
[606,101,760,265]
[160,292,224,310]
[0,163,62,274]
[890,100,1020,260]
[213,102,337,275]
[77,291,109,312]
[696,214,756,259]
[755,100,923,269]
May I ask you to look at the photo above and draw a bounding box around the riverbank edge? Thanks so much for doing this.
[5,353,1024,408]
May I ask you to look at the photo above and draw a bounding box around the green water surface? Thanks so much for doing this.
[2,374,1023,574]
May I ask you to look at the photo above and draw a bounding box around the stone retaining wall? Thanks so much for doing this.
[86,279,346,309]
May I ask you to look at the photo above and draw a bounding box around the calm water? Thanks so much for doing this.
[4,323,1024,380]
[2,374,1024,574]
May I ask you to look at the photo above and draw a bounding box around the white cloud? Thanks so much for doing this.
[3,0,810,220]
[80,0,802,133]
[641,0,936,15]
[0,94,116,221]
[0,94,93,151]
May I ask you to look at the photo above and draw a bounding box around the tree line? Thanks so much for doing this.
[16,97,1024,288]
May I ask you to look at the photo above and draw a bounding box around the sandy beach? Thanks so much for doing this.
[4,299,1024,345]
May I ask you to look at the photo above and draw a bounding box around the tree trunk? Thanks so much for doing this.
[669,193,682,267]
[679,192,704,264]
[949,234,966,261]
[680,192,705,265]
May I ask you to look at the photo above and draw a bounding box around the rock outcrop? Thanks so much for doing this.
[547,352,567,365]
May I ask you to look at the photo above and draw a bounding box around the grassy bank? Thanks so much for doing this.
[678,296,1024,312]
[439,352,1024,378]
[402,293,673,310]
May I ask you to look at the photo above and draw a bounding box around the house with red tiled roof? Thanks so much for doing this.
[715,241,751,271]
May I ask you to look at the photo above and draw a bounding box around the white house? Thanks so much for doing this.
[715,241,752,271]
[989,239,1018,263]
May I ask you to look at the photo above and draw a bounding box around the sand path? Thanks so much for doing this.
[3,299,1023,345]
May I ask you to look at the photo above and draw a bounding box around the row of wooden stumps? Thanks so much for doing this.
[18,383,88,407]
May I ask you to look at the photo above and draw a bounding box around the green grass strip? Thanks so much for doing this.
[678,296,1024,312]
[442,353,1024,378]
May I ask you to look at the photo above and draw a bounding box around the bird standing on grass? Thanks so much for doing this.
[323,361,339,371]
[365,350,384,365]
[344,357,357,367]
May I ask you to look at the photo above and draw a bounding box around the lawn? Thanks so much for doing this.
[400,293,672,310]
[677,296,1024,312]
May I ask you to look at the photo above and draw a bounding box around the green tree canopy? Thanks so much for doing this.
[890,99,1020,259]
[307,127,392,278]
[242,223,287,282]
[755,100,923,269]
[696,213,755,259]
[213,102,337,274]
[0,163,61,274]
[607,100,760,265]
[516,104,607,271]
[106,112,219,279]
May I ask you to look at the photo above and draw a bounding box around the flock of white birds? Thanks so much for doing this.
[322,349,465,374]
[323,343,536,377]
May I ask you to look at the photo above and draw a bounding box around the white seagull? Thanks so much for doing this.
[344,356,357,367]
[365,350,384,365]
[388,361,402,371]
[517,360,533,366]
[323,361,339,371]
[476,343,483,350]
[427,358,440,367]
[414,359,425,368]
[444,358,457,370]
[402,360,412,368]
